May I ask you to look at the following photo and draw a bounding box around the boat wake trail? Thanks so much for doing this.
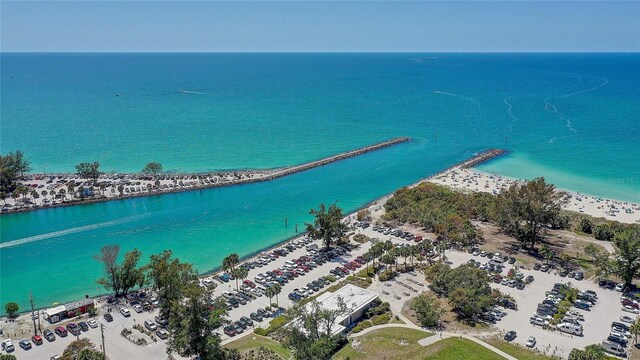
[503,98,519,121]
[177,90,209,95]
[544,100,576,133]
[434,91,480,118]
[562,76,608,98]
[0,215,148,249]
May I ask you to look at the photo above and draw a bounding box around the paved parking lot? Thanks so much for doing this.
[4,218,634,359]
[443,251,634,358]
[10,305,178,360]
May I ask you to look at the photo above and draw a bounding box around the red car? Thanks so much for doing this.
[243,280,256,288]
[622,299,639,309]
[299,265,309,272]
[31,335,43,346]
[272,269,283,276]
[55,326,68,337]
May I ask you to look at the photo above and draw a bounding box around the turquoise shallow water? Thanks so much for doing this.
[1,53,639,309]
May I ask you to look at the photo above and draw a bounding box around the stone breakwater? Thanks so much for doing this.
[2,137,410,215]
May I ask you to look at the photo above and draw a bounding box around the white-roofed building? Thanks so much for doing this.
[295,284,379,337]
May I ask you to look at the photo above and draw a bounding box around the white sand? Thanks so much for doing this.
[427,168,640,225]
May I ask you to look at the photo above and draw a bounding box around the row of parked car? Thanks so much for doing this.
[601,319,635,357]
[368,223,423,242]
[222,304,282,337]
[1,318,101,355]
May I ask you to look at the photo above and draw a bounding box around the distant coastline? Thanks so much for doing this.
[0,137,410,215]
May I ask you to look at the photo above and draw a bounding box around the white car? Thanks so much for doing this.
[620,315,636,323]
[144,320,157,331]
[2,339,15,352]
[202,279,214,287]
[526,336,536,348]
[87,319,98,328]
[622,306,639,314]
[133,304,143,313]
[120,307,131,317]
[615,284,625,292]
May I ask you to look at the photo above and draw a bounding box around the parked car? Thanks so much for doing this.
[78,321,89,331]
[526,336,536,348]
[43,329,56,342]
[620,315,635,324]
[103,313,114,322]
[155,315,169,326]
[31,335,43,346]
[504,330,517,341]
[1,339,15,352]
[156,329,169,339]
[144,320,158,331]
[120,307,131,317]
[87,319,98,328]
[223,325,237,337]
[622,305,639,314]
[66,323,80,336]
[19,339,32,350]
[133,304,143,313]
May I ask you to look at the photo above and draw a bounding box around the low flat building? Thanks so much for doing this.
[298,284,379,336]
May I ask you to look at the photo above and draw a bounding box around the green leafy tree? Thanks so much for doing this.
[426,263,494,321]
[167,285,228,360]
[540,244,555,265]
[5,302,19,317]
[61,339,104,360]
[613,227,640,287]
[494,177,567,249]
[593,224,614,241]
[75,162,101,184]
[284,298,350,360]
[142,162,163,177]
[411,293,444,327]
[579,218,593,234]
[145,250,197,321]
[305,203,347,249]
[95,245,144,297]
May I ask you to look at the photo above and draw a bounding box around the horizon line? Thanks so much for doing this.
[2,50,639,54]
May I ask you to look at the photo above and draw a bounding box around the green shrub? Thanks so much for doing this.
[593,224,614,241]
[370,314,390,326]
[378,271,397,282]
[257,315,290,336]
[324,275,337,283]
[356,268,375,278]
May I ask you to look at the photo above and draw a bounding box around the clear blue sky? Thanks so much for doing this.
[2,1,639,52]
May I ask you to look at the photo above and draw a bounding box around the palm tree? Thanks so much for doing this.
[272,283,282,307]
[41,190,48,202]
[265,286,275,306]
[631,319,640,347]
[222,253,240,290]
[381,253,395,276]
[117,184,124,196]
[234,267,249,292]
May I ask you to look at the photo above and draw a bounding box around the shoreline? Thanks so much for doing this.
[428,166,640,225]
[6,147,637,314]
[1,137,409,216]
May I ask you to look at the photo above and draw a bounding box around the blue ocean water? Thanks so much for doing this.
[1,53,639,309]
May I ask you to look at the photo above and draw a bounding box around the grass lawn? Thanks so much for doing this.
[335,329,511,360]
[485,339,556,360]
[224,334,291,359]
[422,338,508,360]
[333,327,433,360]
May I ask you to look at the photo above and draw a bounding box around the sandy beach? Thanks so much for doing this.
[427,167,640,224]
